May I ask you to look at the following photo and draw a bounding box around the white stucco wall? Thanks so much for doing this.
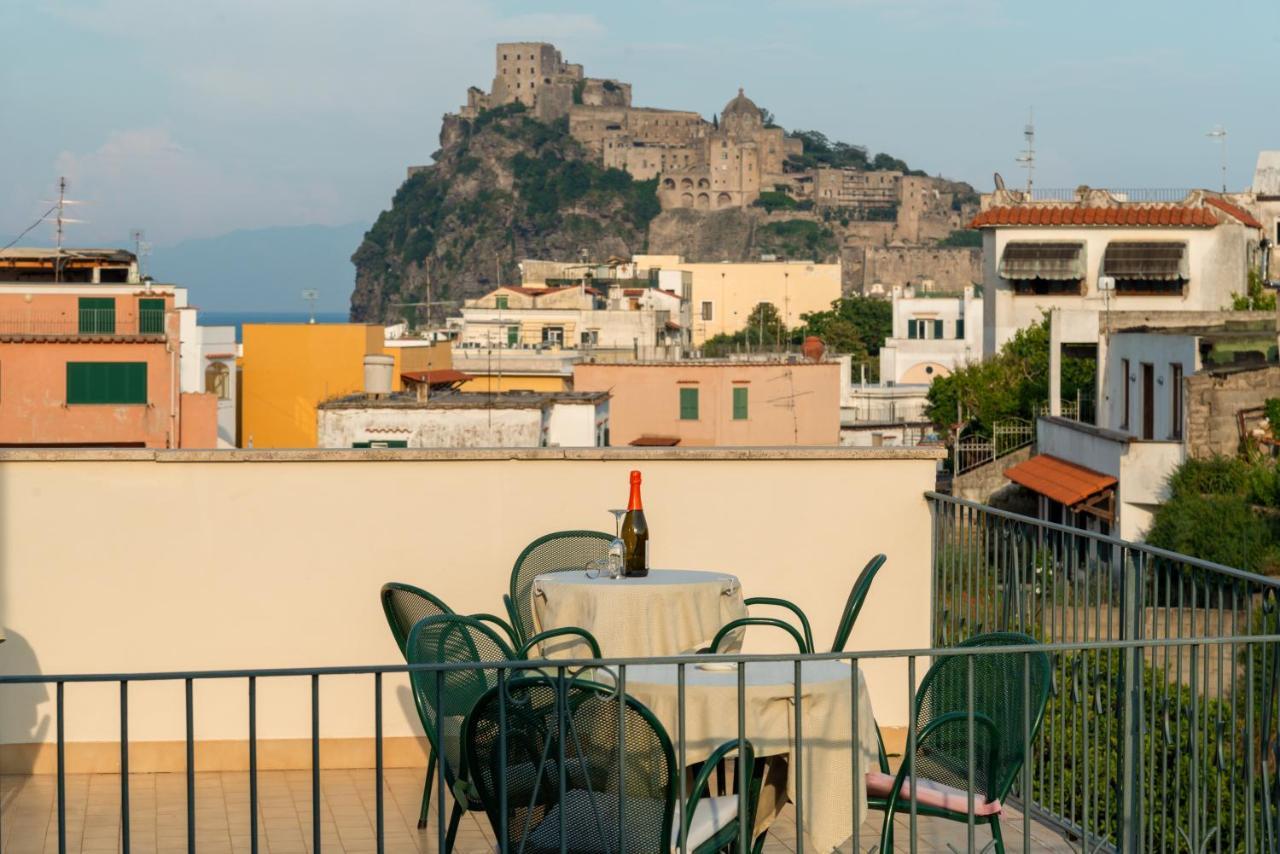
[317,406,544,448]
[1102,333,1200,438]
[543,400,606,447]
[880,287,982,384]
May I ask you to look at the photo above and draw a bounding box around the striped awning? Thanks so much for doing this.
[1102,241,1188,280]
[998,242,1085,280]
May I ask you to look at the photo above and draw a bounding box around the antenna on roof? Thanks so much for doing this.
[40,177,87,283]
[1014,109,1035,195]
[301,289,319,324]
[1207,125,1228,192]
[129,229,151,279]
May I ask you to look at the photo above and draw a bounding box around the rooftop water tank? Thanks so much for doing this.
[363,354,395,398]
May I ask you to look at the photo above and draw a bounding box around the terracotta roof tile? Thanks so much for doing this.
[970,205,1222,229]
[1004,454,1117,506]
[1203,196,1264,228]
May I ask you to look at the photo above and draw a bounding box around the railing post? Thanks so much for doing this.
[1117,546,1144,850]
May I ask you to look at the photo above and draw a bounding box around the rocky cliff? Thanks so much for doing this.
[350,105,660,323]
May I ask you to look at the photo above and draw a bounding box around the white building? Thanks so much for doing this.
[177,310,238,448]
[973,188,1263,358]
[1010,311,1279,540]
[878,284,982,385]
[316,388,610,449]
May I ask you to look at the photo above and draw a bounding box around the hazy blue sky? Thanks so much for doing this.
[3,0,1277,248]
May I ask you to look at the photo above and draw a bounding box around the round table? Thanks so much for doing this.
[623,660,879,853]
[530,569,746,659]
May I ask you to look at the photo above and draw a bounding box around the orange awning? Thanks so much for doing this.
[1004,454,1116,507]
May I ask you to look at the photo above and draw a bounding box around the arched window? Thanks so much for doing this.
[205,362,231,401]
[717,192,732,206]
[698,178,710,189]
[662,178,676,189]
[681,178,693,189]
[695,193,710,209]
[680,193,694,208]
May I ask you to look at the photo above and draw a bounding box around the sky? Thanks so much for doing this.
[3,0,1279,250]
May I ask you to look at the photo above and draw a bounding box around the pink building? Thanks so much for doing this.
[0,248,216,448]
[573,360,841,446]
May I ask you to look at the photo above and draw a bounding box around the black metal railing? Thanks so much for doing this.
[0,309,166,337]
[2,634,1276,853]
[930,492,1280,850]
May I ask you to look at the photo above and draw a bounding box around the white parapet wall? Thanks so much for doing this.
[0,446,941,771]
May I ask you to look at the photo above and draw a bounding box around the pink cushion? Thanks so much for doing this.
[865,772,1003,817]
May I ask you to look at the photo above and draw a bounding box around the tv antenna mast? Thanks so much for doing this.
[41,177,87,283]
[1206,125,1228,192]
[301,289,319,324]
[1015,109,1035,195]
[129,229,152,279]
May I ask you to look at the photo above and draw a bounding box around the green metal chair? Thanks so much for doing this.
[737,553,887,654]
[703,617,809,654]
[379,581,522,827]
[866,631,1051,854]
[505,530,615,645]
[463,672,763,854]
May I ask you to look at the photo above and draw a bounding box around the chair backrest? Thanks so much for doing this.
[380,582,453,657]
[910,631,1051,804]
[464,674,677,854]
[830,554,886,653]
[406,614,516,790]
[508,530,614,642]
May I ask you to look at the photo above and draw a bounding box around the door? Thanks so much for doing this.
[1141,363,1154,440]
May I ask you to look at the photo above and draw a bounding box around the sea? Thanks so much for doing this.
[198,311,350,342]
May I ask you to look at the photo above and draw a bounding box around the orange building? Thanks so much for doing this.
[0,248,216,448]
[573,360,841,446]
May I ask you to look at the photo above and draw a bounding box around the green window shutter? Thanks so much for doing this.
[956,318,964,339]
[907,320,917,339]
[507,326,519,346]
[679,387,699,420]
[933,319,944,339]
[732,387,748,420]
[78,297,116,334]
[139,298,165,334]
[66,362,146,404]
[496,295,509,309]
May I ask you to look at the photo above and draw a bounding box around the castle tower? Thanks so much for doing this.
[721,88,763,138]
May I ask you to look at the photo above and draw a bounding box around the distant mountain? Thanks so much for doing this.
[149,223,369,314]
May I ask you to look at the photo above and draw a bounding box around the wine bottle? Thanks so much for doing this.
[621,470,649,577]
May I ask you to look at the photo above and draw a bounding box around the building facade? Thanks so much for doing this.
[972,188,1263,357]
[0,248,217,448]
[878,284,982,385]
[573,359,840,446]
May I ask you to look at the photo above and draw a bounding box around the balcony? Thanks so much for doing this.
[0,308,168,341]
[0,449,1274,852]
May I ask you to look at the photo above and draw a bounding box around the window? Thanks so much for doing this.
[701,301,714,321]
[1120,359,1131,430]
[679,387,699,420]
[139,298,165,334]
[507,326,519,346]
[956,318,965,339]
[581,330,598,346]
[495,295,508,309]
[1104,242,1187,295]
[541,326,564,345]
[999,242,1085,295]
[78,297,115,334]
[352,440,408,448]
[66,362,147,404]
[1170,363,1184,440]
[907,320,918,340]
[933,319,944,339]
[732,387,748,420]
[205,362,230,400]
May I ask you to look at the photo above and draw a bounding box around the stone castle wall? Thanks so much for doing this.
[1186,365,1280,458]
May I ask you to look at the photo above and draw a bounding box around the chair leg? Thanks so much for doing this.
[989,815,1005,854]
[416,751,435,829]
[444,801,464,853]
[716,759,727,796]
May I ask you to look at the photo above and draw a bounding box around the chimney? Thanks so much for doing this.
[363,355,395,399]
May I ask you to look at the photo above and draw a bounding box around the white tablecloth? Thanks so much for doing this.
[530,569,746,658]
[623,660,879,853]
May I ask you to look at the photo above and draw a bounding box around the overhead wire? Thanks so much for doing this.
[2,203,59,253]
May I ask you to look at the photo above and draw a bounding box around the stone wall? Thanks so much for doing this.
[860,246,980,293]
[951,445,1034,504]
[1185,364,1280,458]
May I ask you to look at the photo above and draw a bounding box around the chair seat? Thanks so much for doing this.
[865,772,1002,817]
[522,791,740,853]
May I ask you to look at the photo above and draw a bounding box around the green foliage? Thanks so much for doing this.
[926,317,1094,435]
[1146,455,1280,574]
[1267,398,1280,440]
[571,80,585,105]
[753,191,798,212]
[1231,269,1276,311]
[937,229,982,248]
[756,219,837,259]
[785,130,868,171]
[702,302,788,356]
[799,296,891,359]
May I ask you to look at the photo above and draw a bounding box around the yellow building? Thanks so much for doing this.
[240,324,449,448]
[632,255,842,345]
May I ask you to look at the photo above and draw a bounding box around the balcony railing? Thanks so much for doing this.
[930,492,1280,850]
[0,308,167,337]
[1027,188,1196,204]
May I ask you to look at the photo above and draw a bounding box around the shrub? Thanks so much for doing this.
[753,191,798,212]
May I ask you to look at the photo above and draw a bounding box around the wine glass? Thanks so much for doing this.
[607,508,626,537]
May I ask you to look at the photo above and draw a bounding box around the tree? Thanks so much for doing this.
[744,302,786,348]
[926,317,1094,437]
[798,296,891,357]
[1231,269,1276,311]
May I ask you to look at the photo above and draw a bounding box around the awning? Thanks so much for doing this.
[630,435,681,447]
[998,242,1085,280]
[1102,241,1188,280]
[1004,454,1116,507]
